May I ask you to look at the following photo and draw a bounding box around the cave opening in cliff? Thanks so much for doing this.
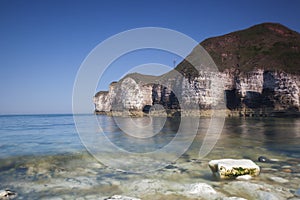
[142,105,152,114]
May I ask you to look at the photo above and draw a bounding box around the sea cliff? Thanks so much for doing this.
[94,23,300,117]
[93,69,300,117]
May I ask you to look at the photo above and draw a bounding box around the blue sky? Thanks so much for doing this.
[0,0,300,114]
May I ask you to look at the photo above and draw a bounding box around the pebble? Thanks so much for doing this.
[190,159,202,163]
[261,167,278,172]
[165,165,177,169]
[271,165,281,170]
[287,159,300,165]
[282,168,292,173]
[281,165,292,169]
[258,156,269,163]
[269,176,289,183]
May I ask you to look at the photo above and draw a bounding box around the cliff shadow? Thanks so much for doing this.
[224,89,241,110]
[261,70,276,109]
[243,91,263,109]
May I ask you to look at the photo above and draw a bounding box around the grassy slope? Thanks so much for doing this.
[176,23,300,75]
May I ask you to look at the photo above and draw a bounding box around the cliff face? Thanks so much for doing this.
[94,69,300,116]
[223,69,300,113]
[94,71,224,116]
[94,23,300,116]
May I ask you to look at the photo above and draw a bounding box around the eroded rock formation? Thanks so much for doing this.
[93,69,300,117]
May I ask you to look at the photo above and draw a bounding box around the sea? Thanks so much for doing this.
[0,114,299,199]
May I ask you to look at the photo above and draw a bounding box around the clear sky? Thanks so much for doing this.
[0,0,299,114]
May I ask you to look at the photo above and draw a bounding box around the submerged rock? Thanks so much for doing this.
[223,181,294,200]
[208,159,260,179]
[281,165,292,169]
[221,197,247,200]
[269,158,280,162]
[235,175,252,181]
[258,156,269,163]
[123,179,224,199]
[295,189,300,197]
[104,195,141,200]
[0,189,17,200]
[183,183,224,199]
[185,183,216,195]
[269,176,289,183]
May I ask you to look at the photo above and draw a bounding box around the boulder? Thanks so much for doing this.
[208,159,260,179]
[0,189,17,200]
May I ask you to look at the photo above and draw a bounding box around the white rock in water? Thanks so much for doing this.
[209,159,260,179]
[183,183,224,199]
[186,183,217,195]
[221,197,247,200]
[0,189,17,199]
[269,158,280,162]
[105,195,141,200]
[269,176,289,183]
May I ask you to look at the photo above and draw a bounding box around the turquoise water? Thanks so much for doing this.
[0,114,299,199]
[1,114,299,159]
[0,114,82,158]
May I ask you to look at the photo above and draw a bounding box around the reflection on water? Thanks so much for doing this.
[0,114,299,163]
[220,118,300,158]
[87,115,201,172]
[98,116,179,153]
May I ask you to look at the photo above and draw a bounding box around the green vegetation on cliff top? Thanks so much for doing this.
[176,23,300,76]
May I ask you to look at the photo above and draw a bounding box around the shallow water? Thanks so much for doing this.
[0,114,299,199]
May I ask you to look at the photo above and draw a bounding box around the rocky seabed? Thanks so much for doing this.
[1,154,300,200]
